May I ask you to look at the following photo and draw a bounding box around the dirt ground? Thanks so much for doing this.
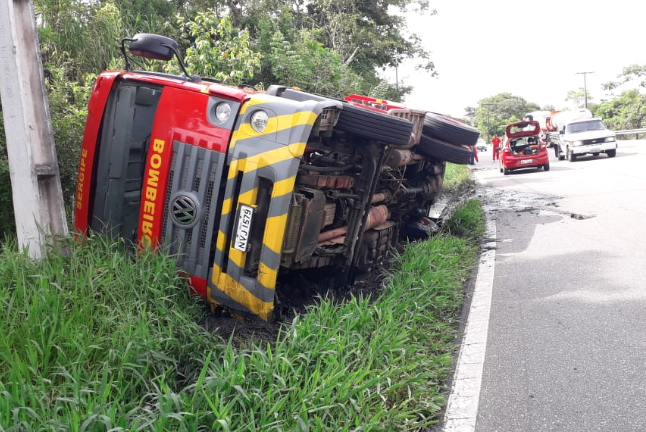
[201,254,395,346]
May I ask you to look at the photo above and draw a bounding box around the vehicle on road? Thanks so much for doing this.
[553,117,617,161]
[499,120,550,175]
[525,109,617,161]
[476,138,487,152]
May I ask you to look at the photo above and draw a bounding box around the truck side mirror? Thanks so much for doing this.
[127,33,178,61]
[120,33,198,82]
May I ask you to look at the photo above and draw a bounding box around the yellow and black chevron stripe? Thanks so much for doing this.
[208,94,323,321]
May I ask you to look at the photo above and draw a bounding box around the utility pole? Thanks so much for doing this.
[0,0,69,259]
[575,71,594,109]
[395,65,399,92]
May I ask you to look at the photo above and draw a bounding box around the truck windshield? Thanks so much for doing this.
[566,120,605,133]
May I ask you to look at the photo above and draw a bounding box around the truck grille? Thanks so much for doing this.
[161,140,225,279]
[583,138,604,145]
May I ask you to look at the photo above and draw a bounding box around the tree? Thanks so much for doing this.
[603,64,646,92]
[240,0,434,96]
[565,88,593,109]
[267,30,363,97]
[170,12,261,84]
[599,65,646,130]
[303,0,435,78]
[468,93,540,140]
[595,89,646,131]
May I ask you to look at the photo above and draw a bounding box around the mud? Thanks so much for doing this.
[200,263,393,346]
[474,185,597,222]
[475,186,560,215]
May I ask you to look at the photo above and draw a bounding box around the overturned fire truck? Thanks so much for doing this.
[74,34,479,320]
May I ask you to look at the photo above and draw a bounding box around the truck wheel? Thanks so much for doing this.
[265,85,413,146]
[606,149,617,158]
[422,112,480,146]
[568,149,577,162]
[336,103,413,146]
[417,134,474,165]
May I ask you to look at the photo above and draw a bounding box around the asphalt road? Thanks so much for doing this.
[457,140,646,432]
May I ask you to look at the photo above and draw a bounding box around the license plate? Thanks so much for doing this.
[520,159,533,164]
[233,204,254,252]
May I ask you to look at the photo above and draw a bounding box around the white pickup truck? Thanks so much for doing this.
[550,117,617,161]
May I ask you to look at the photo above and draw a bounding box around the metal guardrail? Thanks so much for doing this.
[614,128,646,136]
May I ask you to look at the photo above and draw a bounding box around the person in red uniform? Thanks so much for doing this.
[492,134,501,160]
[468,145,479,165]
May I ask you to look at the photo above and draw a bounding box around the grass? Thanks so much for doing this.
[0,236,221,430]
[442,199,486,244]
[0,184,484,431]
[442,163,474,192]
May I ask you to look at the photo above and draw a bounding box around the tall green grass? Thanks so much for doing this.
[442,163,473,192]
[0,200,483,431]
[0,236,221,430]
[442,199,486,244]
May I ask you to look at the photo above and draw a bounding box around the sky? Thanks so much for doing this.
[386,0,646,118]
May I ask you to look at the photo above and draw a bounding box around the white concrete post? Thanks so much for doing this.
[0,0,69,259]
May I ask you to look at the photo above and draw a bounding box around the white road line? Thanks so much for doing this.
[443,218,496,432]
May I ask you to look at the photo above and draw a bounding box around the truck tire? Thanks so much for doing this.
[417,134,473,165]
[422,112,480,146]
[606,149,617,158]
[557,147,565,161]
[265,85,413,146]
[568,148,577,162]
[336,103,413,146]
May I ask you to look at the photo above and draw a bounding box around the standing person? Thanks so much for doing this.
[468,145,478,165]
[492,134,501,160]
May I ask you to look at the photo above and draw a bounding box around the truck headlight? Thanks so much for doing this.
[214,102,231,123]
[250,110,269,133]
[605,136,616,143]
[572,140,583,147]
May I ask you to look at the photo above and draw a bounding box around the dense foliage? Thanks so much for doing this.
[595,89,646,131]
[0,0,435,237]
[598,66,646,132]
